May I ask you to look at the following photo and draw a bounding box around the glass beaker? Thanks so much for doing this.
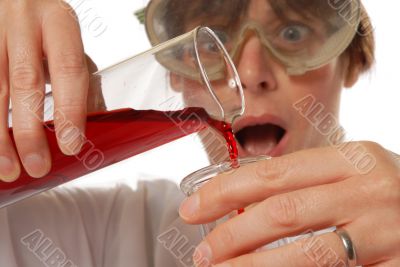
[180,156,315,249]
[1,27,244,208]
[180,156,269,237]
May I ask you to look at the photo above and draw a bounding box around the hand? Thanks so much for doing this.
[179,142,400,266]
[0,0,92,181]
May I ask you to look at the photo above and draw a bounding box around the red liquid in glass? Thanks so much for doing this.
[1,108,238,208]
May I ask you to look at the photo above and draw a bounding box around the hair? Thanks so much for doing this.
[345,5,375,74]
[159,0,375,75]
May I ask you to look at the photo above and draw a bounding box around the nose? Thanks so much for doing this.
[236,35,278,94]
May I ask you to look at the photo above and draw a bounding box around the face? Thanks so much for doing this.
[172,0,351,161]
[230,0,349,160]
[232,0,347,158]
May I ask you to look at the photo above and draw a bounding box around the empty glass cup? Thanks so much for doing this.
[180,155,316,249]
[180,156,270,236]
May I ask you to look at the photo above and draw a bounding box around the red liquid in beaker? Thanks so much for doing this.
[1,107,238,207]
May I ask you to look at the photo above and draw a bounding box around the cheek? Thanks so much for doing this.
[288,60,343,113]
[284,61,345,149]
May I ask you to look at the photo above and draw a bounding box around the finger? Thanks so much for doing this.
[43,55,94,87]
[368,259,400,267]
[7,2,51,178]
[212,233,346,267]
[0,28,20,181]
[196,178,399,263]
[42,4,89,155]
[180,144,376,223]
[211,232,348,267]
[347,210,400,265]
[212,221,399,267]
[43,55,104,113]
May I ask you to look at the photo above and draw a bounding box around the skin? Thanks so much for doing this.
[0,0,88,180]
[1,0,399,266]
[178,0,400,266]
[0,0,104,182]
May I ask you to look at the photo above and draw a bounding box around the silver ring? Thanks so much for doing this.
[335,229,357,267]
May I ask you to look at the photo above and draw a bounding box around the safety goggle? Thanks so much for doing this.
[143,0,362,76]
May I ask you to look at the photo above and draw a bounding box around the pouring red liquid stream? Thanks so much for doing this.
[1,107,239,208]
[215,119,245,214]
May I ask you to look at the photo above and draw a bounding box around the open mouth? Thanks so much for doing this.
[235,123,286,156]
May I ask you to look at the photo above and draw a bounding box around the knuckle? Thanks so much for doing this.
[359,141,383,154]
[254,157,291,186]
[41,1,80,30]
[378,176,400,197]
[12,127,41,141]
[266,193,303,228]
[214,177,234,207]
[364,175,400,204]
[11,64,42,92]
[339,141,379,175]
[53,51,87,78]
[56,1,79,20]
[39,0,77,18]
[56,98,85,111]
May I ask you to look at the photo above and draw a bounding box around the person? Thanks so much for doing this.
[0,0,399,267]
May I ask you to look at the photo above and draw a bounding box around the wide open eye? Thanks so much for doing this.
[279,24,311,43]
[269,23,315,54]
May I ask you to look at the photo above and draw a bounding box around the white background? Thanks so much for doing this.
[65,0,400,186]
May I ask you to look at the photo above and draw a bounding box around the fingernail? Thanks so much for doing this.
[23,153,48,178]
[59,127,83,155]
[0,156,20,182]
[179,195,200,219]
[193,241,212,267]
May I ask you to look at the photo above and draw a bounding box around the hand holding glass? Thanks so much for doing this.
[1,27,244,208]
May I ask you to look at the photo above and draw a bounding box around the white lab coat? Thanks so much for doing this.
[0,180,335,267]
[0,180,201,267]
